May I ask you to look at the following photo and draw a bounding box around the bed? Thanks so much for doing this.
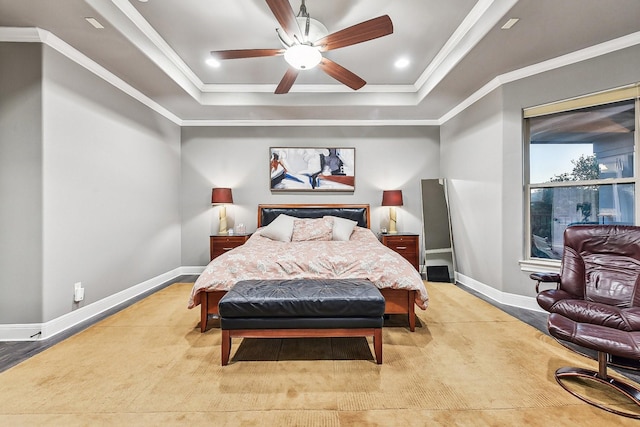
[188,204,429,332]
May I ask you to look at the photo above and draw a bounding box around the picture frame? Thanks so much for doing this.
[270,147,355,192]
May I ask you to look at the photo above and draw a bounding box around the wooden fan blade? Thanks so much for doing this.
[315,15,393,52]
[211,49,285,60]
[275,68,299,94]
[265,0,300,39]
[318,58,366,91]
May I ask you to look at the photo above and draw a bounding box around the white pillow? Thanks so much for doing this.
[325,216,358,241]
[259,214,295,242]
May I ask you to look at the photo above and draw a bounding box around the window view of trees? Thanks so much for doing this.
[527,99,636,260]
[549,154,599,182]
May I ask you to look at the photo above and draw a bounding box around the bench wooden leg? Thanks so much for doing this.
[221,329,231,366]
[374,328,383,364]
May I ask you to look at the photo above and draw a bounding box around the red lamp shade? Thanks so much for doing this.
[211,188,233,205]
[381,190,403,207]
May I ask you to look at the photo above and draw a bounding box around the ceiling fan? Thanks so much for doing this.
[210,0,393,94]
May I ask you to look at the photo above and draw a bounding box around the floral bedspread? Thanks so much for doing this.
[188,227,429,310]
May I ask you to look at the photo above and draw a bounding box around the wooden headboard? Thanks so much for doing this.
[258,204,370,228]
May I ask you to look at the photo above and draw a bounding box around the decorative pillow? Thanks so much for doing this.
[324,216,358,241]
[259,214,295,242]
[291,217,334,241]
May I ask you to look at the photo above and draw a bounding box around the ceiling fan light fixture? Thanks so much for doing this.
[284,44,322,70]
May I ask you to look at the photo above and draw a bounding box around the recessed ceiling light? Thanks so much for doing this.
[394,58,410,69]
[501,18,519,30]
[206,58,221,68]
[85,17,104,29]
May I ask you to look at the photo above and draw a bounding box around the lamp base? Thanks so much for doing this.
[388,207,398,233]
[219,206,228,234]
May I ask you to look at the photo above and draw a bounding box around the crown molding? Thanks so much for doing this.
[415,0,518,102]
[439,30,640,124]
[92,0,422,100]
[0,27,183,125]
[100,0,507,103]
[0,26,41,41]
[200,83,417,93]
[181,119,439,127]
[2,23,639,127]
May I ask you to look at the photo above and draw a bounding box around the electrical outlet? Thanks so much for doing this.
[74,282,84,302]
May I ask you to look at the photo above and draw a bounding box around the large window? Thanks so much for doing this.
[525,89,638,261]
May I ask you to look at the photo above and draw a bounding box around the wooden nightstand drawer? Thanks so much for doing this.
[381,234,419,271]
[210,234,251,261]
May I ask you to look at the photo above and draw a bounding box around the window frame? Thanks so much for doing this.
[522,84,640,268]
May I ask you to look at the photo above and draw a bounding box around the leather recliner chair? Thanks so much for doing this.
[531,224,640,418]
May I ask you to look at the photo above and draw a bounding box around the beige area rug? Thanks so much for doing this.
[0,282,638,426]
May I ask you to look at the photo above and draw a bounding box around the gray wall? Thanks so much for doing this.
[441,88,505,290]
[1,40,439,327]
[3,36,639,327]
[181,126,441,266]
[0,43,44,323]
[441,43,640,297]
[39,46,182,321]
[0,42,182,324]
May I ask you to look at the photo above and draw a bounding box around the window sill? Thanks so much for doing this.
[519,258,561,274]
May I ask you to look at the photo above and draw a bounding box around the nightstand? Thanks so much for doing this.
[380,233,420,271]
[210,234,251,261]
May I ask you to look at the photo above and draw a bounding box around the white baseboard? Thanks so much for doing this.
[0,324,43,342]
[0,266,206,342]
[1,267,540,341]
[455,272,545,313]
[180,266,207,275]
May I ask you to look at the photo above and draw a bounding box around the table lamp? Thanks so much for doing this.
[382,190,403,233]
[211,188,233,234]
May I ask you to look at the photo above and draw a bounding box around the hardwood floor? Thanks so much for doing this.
[2,277,639,384]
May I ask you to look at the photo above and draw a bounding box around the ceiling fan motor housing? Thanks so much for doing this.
[298,17,329,43]
[278,17,329,47]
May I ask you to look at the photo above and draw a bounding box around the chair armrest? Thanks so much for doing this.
[530,272,560,293]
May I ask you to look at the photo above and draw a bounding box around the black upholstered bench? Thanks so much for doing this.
[218,279,385,365]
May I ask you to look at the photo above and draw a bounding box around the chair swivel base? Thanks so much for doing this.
[554,338,640,372]
[555,366,640,419]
